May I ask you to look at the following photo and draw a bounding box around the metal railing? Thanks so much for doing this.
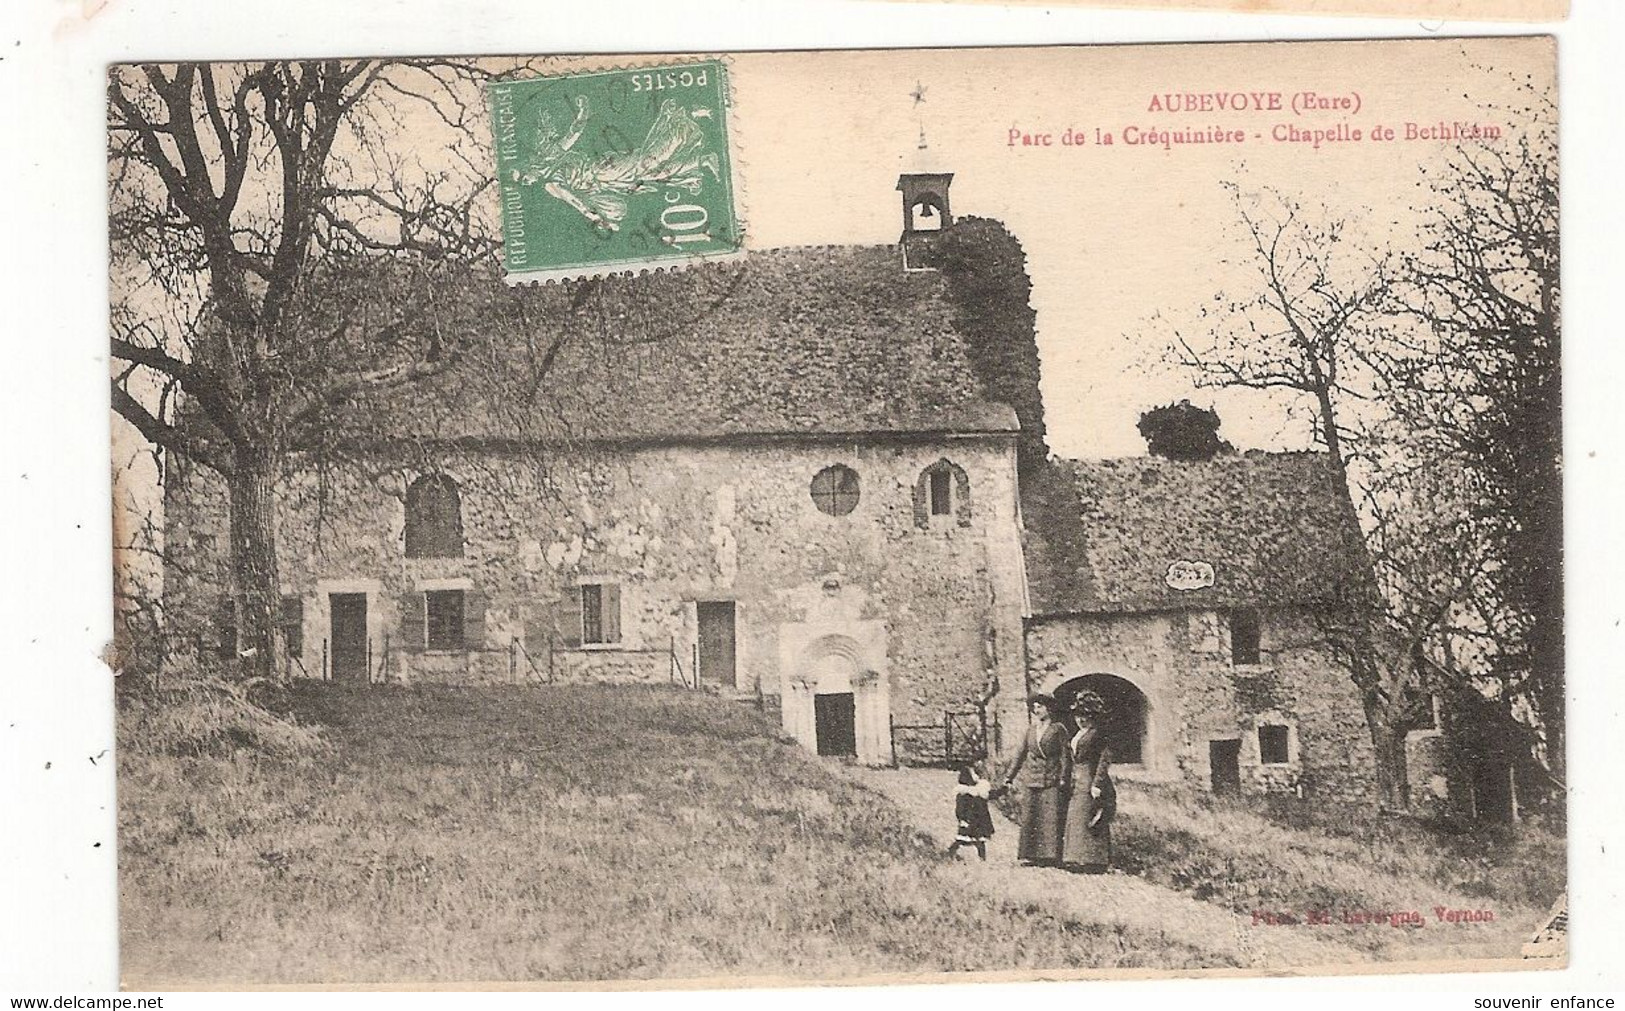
[505,632,696,688]
[891,707,988,768]
[317,635,390,685]
[510,635,550,683]
[672,636,693,688]
[307,629,714,691]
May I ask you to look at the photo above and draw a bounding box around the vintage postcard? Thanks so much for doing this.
[109,37,1564,987]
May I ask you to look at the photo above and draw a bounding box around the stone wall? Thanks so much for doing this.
[163,435,1028,765]
[1023,608,1376,803]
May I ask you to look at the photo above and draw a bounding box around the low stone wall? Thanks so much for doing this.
[387,645,676,686]
[391,648,510,685]
[549,648,674,686]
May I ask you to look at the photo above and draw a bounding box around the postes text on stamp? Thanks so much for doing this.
[489,60,743,284]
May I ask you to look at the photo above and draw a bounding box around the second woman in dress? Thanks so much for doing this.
[1061,690,1116,874]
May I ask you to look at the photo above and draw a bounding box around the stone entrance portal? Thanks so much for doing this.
[780,628,890,765]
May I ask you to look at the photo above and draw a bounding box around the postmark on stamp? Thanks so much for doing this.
[488,60,743,284]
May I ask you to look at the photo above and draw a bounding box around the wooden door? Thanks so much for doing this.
[814,692,857,757]
[329,593,368,683]
[696,601,736,688]
[1210,738,1242,797]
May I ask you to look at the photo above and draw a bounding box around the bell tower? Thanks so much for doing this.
[898,172,954,238]
[898,172,953,269]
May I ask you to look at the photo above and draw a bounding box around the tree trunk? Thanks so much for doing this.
[227,449,282,681]
[1364,701,1410,813]
[1529,551,1566,789]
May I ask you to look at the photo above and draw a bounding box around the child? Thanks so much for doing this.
[948,764,997,860]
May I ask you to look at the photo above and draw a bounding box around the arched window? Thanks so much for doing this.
[810,465,860,517]
[405,474,463,558]
[913,459,971,528]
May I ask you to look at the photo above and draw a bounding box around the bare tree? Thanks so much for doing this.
[1393,90,1562,786]
[1168,183,1445,811]
[108,60,534,679]
[1174,115,1562,812]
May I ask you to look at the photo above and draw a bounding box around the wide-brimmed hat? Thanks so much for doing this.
[1069,690,1107,717]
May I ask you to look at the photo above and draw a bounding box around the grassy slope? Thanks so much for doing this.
[120,683,1229,985]
[1108,783,1564,959]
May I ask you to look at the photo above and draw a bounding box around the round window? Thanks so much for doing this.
[810,464,860,516]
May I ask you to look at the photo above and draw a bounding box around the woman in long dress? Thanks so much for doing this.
[1000,693,1072,867]
[1061,690,1116,874]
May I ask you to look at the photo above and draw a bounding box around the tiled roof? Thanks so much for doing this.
[340,246,1018,445]
[1024,452,1372,615]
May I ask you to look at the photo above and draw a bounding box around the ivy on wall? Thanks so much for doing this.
[927,217,1050,476]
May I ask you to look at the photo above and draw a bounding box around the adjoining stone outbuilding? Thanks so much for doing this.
[1020,452,1379,803]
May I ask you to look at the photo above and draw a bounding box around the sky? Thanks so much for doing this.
[699,39,1552,457]
[109,37,1553,486]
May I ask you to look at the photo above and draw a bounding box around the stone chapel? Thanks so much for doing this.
[163,171,1386,802]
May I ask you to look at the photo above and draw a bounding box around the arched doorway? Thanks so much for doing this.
[785,633,891,765]
[1056,673,1148,766]
[807,645,858,757]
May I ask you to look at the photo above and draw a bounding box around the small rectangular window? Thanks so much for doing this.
[1230,608,1261,666]
[425,589,465,651]
[929,469,952,516]
[580,583,621,645]
[1258,724,1291,765]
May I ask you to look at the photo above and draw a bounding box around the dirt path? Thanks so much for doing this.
[845,765,1386,972]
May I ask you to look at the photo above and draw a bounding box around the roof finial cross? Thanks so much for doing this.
[910,80,930,151]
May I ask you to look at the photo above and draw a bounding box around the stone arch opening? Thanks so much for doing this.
[1056,673,1149,766]
[909,194,945,231]
[799,634,862,689]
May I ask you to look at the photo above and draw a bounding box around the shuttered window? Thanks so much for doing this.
[404,474,464,558]
[399,591,426,652]
[580,583,622,645]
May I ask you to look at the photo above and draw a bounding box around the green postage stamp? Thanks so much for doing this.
[488,60,743,284]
